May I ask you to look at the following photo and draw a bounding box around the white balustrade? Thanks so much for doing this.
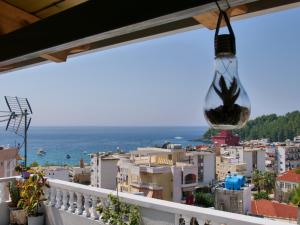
[55,188,62,209]
[50,187,56,207]
[90,195,99,220]
[0,177,291,225]
[82,194,91,217]
[68,191,75,213]
[62,190,68,210]
[75,192,83,215]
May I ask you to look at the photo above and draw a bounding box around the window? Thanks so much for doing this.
[280,182,284,188]
[286,183,291,190]
[168,154,172,160]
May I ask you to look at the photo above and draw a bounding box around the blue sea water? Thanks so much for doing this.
[0,126,207,166]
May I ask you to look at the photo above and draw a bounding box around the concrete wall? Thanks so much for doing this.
[172,166,182,203]
[257,150,266,173]
[203,153,215,185]
[100,160,118,190]
[0,202,9,225]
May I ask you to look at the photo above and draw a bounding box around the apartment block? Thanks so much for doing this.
[221,146,266,177]
[91,152,128,189]
[275,168,300,202]
[216,156,247,180]
[276,144,300,173]
[117,145,215,203]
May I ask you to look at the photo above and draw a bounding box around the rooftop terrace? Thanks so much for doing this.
[0,176,292,225]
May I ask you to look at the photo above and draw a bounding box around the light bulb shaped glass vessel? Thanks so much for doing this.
[204,54,251,130]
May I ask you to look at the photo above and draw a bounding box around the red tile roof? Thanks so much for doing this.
[277,168,300,183]
[251,200,297,220]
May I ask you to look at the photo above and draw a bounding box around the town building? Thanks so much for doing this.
[70,166,91,184]
[276,144,300,173]
[215,175,251,215]
[211,130,240,146]
[185,150,215,186]
[44,167,70,181]
[251,199,297,222]
[117,145,215,203]
[91,152,127,189]
[216,156,247,180]
[220,146,266,177]
[275,168,300,202]
[0,147,19,178]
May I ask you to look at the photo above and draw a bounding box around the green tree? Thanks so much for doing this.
[30,161,39,167]
[195,192,214,208]
[263,171,276,194]
[203,111,300,142]
[254,191,269,200]
[252,170,264,193]
[290,185,300,225]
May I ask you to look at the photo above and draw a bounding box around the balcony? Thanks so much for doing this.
[0,176,290,225]
[130,181,163,190]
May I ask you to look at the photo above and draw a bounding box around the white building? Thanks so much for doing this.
[91,152,127,190]
[44,167,70,181]
[276,144,300,173]
[185,150,215,186]
[221,146,266,177]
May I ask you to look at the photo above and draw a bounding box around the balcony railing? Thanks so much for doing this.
[0,176,290,225]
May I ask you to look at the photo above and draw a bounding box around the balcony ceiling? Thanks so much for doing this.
[0,0,299,74]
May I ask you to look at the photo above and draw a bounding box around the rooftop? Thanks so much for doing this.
[251,199,297,221]
[277,168,300,183]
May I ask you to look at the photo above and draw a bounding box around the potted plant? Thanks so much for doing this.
[15,164,31,179]
[97,194,141,225]
[18,171,49,225]
[7,180,27,225]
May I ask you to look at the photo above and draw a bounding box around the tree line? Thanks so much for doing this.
[203,111,300,142]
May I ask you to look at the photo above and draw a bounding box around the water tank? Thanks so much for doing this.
[225,174,245,190]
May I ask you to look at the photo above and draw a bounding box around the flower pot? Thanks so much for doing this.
[28,214,44,225]
[9,208,27,225]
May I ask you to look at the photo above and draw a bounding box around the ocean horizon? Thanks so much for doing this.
[0,126,208,166]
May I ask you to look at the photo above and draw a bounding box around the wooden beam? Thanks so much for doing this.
[193,5,248,30]
[0,0,300,73]
[0,0,255,66]
[0,0,39,35]
[40,50,69,62]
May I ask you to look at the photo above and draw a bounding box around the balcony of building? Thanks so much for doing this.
[0,176,291,225]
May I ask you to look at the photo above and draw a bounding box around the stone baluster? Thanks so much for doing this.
[90,195,99,220]
[83,194,91,217]
[55,188,62,209]
[62,190,69,210]
[44,187,51,205]
[75,192,83,215]
[68,191,75,213]
[50,187,56,207]
[0,181,6,203]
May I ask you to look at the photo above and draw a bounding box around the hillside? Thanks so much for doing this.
[203,111,300,142]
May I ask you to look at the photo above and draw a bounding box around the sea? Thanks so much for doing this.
[0,126,208,166]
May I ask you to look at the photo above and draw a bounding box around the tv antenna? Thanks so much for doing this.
[0,96,32,167]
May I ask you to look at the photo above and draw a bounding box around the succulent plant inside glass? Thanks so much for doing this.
[204,8,250,130]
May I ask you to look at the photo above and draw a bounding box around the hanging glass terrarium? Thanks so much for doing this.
[204,9,251,130]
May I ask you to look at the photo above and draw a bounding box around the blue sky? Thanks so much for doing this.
[0,7,300,126]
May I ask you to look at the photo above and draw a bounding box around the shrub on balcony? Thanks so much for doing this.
[97,194,141,225]
[195,192,214,208]
[17,171,49,216]
[254,191,269,200]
